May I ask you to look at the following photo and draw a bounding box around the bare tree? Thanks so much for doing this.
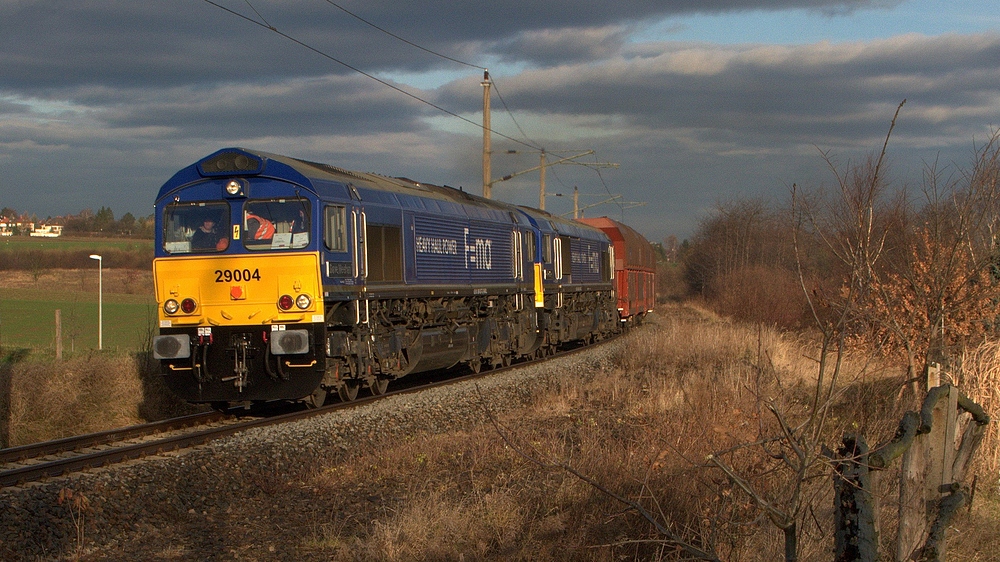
[701,102,908,562]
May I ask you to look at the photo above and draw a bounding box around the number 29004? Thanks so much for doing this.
[215,268,261,283]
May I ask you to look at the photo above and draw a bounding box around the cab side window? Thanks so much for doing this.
[325,205,347,252]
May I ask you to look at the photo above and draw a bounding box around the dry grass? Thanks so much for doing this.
[957,339,1000,473]
[293,303,959,561]
[3,301,995,559]
[1,345,198,447]
[6,353,145,445]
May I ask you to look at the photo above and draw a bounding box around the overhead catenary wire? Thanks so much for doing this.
[206,0,624,211]
[320,1,539,149]
[321,0,485,71]
[242,0,273,29]
[202,0,538,150]
[491,80,537,148]
[318,0,538,147]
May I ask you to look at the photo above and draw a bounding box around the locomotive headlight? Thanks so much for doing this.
[295,294,312,310]
[181,298,197,314]
[164,299,180,314]
[278,294,294,311]
[225,180,242,195]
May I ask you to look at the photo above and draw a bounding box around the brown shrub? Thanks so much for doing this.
[707,264,809,327]
[656,260,688,302]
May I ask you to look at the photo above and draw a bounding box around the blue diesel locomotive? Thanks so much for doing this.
[151,148,628,407]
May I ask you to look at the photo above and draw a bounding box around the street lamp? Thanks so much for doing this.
[89,254,102,350]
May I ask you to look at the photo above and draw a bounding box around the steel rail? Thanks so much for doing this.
[0,336,612,489]
[0,411,227,465]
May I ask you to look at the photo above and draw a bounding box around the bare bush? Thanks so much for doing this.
[707,265,810,327]
[475,306,904,560]
[656,260,688,302]
[799,118,1000,394]
[685,198,793,296]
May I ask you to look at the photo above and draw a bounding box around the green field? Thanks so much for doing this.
[0,235,156,353]
[0,235,152,253]
[0,287,156,352]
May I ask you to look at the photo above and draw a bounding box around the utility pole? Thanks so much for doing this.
[539,150,547,209]
[491,150,617,206]
[482,70,492,199]
[573,186,579,219]
[478,74,617,205]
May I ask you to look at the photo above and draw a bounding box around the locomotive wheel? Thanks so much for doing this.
[338,380,360,402]
[306,387,327,409]
[370,378,389,396]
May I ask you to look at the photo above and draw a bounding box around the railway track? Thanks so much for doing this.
[0,340,602,490]
[0,411,240,489]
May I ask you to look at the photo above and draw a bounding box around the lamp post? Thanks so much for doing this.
[89,254,102,350]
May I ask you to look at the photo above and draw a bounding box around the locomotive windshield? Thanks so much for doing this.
[242,199,310,251]
[162,202,231,254]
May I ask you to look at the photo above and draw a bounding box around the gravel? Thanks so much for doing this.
[0,338,625,561]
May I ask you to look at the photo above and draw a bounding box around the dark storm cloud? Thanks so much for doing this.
[422,32,1000,240]
[0,0,899,91]
[89,74,433,138]
[436,33,1000,150]
[489,26,636,66]
[0,0,989,241]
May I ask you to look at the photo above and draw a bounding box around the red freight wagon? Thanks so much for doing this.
[576,217,656,322]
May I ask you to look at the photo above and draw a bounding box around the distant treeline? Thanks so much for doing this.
[1,206,154,239]
[62,207,155,238]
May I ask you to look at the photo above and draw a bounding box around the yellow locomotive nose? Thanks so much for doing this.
[154,253,322,328]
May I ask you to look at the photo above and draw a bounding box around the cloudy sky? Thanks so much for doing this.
[1,0,997,241]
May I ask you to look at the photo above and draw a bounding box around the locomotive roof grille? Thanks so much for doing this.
[294,158,371,182]
[198,150,264,176]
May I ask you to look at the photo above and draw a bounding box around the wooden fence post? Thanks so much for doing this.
[55,309,62,361]
[0,362,9,449]
[896,385,989,562]
[833,434,878,562]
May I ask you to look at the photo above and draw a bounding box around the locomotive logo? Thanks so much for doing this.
[464,228,492,270]
[572,248,601,274]
[414,228,493,271]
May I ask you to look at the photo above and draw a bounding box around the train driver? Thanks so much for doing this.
[190,215,228,251]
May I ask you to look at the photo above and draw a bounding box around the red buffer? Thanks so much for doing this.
[576,217,656,322]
